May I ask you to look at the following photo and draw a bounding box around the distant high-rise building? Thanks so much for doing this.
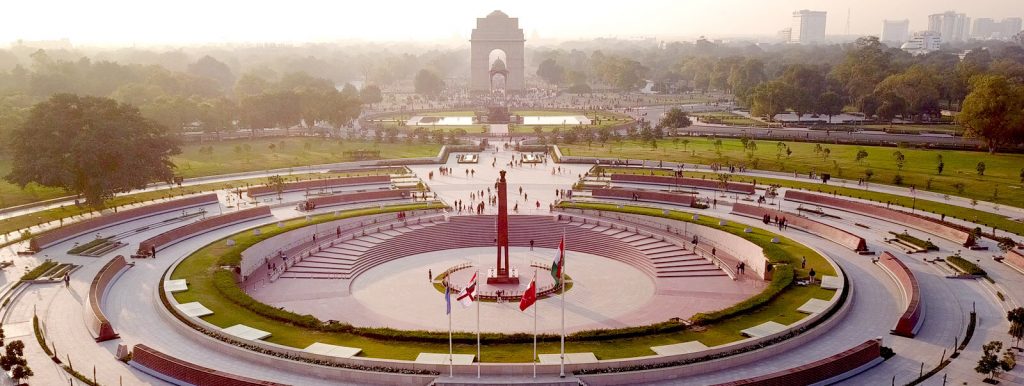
[791,10,827,44]
[881,19,910,45]
[901,31,942,55]
[777,28,792,43]
[928,11,970,42]
[970,17,1022,40]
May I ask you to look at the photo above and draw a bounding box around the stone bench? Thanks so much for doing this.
[129,344,286,386]
[784,190,974,247]
[137,206,272,256]
[610,174,756,195]
[731,203,867,252]
[30,193,219,252]
[876,251,924,338]
[88,255,130,342]
[711,338,883,386]
[247,175,391,198]
[303,189,412,209]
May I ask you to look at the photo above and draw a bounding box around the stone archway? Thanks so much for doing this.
[471,10,525,92]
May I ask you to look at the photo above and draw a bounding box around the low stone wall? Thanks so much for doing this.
[239,209,445,278]
[611,174,756,195]
[246,175,391,198]
[130,344,287,386]
[557,207,768,280]
[1003,248,1024,275]
[88,255,130,342]
[30,193,219,251]
[138,207,272,256]
[731,203,867,252]
[785,190,974,247]
[876,251,924,338]
[592,188,695,207]
[709,338,883,386]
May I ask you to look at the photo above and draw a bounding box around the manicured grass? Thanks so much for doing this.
[0,138,440,210]
[171,202,836,361]
[602,166,1024,238]
[563,138,1024,209]
[854,124,964,134]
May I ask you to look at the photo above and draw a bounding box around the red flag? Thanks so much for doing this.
[519,278,537,311]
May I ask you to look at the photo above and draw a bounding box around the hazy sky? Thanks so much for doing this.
[4,0,1022,46]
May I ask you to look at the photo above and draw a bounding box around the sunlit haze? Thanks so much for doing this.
[5,0,1023,46]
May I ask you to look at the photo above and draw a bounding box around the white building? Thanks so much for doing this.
[928,11,970,42]
[791,10,827,44]
[881,19,910,45]
[901,31,942,55]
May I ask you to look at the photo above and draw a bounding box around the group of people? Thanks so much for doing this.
[761,214,789,230]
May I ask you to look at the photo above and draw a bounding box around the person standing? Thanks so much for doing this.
[429,269,433,282]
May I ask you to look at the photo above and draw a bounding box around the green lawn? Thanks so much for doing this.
[170,202,836,361]
[562,138,1024,209]
[693,112,770,127]
[0,138,440,210]
[602,166,1024,239]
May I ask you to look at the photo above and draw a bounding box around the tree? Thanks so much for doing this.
[414,69,445,96]
[832,36,895,103]
[536,58,566,85]
[817,91,845,123]
[0,340,32,384]
[892,151,906,170]
[976,341,1005,381]
[855,149,869,163]
[656,107,693,130]
[1009,307,1024,350]
[864,169,874,181]
[937,154,945,174]
[360,84,383,107]
[959,75,1024,153]
[187,55,235,91]
[5,94,180,207]
[977,162,987,176]
[750,80,793,121]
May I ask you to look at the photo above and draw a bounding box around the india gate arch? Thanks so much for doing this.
[471,10,525,92]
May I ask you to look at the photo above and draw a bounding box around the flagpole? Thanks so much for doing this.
[533,269,538,379]
[476,269,481,379]
[560,230,566,378]
[448,286,453,378]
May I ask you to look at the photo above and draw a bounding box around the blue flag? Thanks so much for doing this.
[445,285,451,315]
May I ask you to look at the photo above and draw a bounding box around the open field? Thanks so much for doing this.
[0,138,440,210]
[170,203,834,361]
[561,138,1024,209]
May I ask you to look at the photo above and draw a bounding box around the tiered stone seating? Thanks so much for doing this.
[711,338,883,386]
[246,175,391,198]
[282,215,724,280]
[89,255,129,342]
[130,344,285,386]
[1003,248,1024,274]
[29,193,219,252]
[731,203,867,252]
[785,190,975,247]
[591,188,695,207]
[610,174,756,194]
[876,252,924,338]
[304,189,412,209]
[137,207,272,256]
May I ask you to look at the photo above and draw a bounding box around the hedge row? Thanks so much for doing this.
[21,260,57,281]
[947,255,987,276]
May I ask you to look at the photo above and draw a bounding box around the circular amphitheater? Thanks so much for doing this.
[2,146,1022,386]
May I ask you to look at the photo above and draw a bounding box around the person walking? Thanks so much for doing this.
[429,269,433,282]
[530,240,535,251]
[64,273,70,287]
[801,256,806,269]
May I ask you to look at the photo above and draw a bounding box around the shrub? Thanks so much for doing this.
[690,265,795,326]
[20,260,57,281]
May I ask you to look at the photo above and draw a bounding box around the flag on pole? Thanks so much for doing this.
[458,272,478,307]
[519,277,537,311]
[550,235,565,282]
[445,285,452,315]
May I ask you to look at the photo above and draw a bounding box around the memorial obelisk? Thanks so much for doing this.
[488,170,519,284]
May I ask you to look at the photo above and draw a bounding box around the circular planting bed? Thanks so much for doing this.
[163,201,846,373]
